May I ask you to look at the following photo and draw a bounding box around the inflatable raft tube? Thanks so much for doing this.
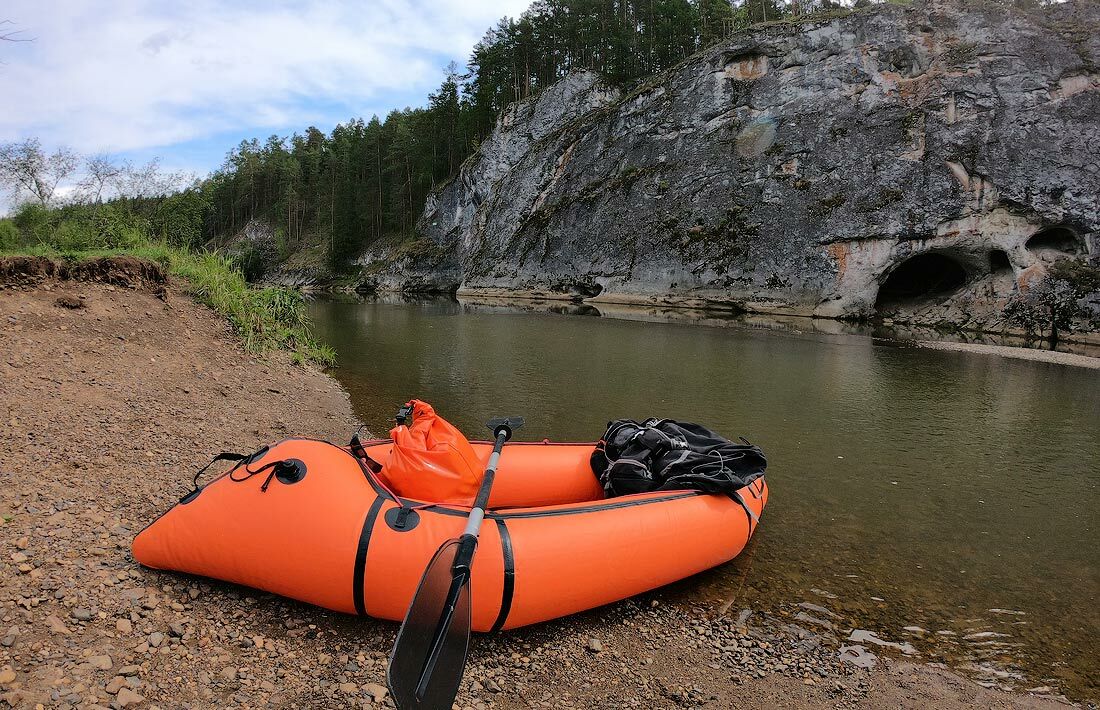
[133,438,768,631]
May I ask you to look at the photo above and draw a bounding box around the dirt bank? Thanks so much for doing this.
[0,273,1071,709]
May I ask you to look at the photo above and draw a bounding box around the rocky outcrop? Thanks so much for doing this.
[358,0,1100,329]
[356,72,619,293]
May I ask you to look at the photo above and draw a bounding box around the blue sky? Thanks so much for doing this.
[0,0,531,179]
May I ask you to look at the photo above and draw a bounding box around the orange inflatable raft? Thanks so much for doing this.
[133,437,768,631]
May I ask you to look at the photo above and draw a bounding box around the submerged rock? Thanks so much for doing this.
[838,644,877,669]
[849,629,919,655]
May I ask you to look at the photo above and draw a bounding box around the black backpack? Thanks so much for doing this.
[591,418,766,497]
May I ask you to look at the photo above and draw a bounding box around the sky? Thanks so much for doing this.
[0,0,531,181]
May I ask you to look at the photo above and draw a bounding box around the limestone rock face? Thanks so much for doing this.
[360,1,1100,328]
[356,72,619,293]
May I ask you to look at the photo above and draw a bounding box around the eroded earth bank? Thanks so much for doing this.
[0,269,1075,708]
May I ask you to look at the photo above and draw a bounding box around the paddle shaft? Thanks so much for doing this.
[451,427,507,581]
[391,415,524,707]
[412,426,510,701]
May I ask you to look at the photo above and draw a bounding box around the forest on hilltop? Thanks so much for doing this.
[204,0,836,272]
[2,0,973,272]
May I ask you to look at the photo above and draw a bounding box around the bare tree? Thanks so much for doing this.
[114,158,191,200]
[115,159,159,200]
[1,20,32,70]
[1,20,31,43]
[78,153,121,204]
[0,138,81,206]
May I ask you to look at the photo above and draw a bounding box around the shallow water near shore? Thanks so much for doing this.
[308,295,1099,702]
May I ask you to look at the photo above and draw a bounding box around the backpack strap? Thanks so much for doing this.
[728,490,760,533]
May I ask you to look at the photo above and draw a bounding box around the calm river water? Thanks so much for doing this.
[307,295,1099,701]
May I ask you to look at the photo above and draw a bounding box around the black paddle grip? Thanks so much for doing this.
[452,535,478,579]
[486,417,524,440]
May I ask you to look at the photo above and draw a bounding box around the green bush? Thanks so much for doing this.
[274,225,290,259]
[52,219,97,250]
[0,219,17,250]
[7,202,150,251]
[91,203,150,249]
[153,189,210,249]
[169,250,335,365]
[235,242,269,282]
[12,203,53,244]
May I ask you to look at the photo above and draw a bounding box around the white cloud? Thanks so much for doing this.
[0,0,531,157]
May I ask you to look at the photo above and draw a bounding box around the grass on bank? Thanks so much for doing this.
[3,240,336,367]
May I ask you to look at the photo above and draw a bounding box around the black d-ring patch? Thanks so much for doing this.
[384,506,420,532]
[179,488,202,504]
[275,458,307,485]
[247,445,270,464]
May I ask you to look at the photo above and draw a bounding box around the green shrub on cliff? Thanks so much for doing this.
[1004,259,1100,347]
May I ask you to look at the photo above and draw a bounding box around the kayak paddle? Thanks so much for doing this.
[387,416,524,710]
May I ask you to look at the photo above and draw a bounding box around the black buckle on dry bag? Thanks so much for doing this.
[395,403,414,426]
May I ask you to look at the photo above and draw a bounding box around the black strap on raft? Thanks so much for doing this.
[183,445,281,501]
[184,451,249,501]
[350,425,383,474]
[182,445,310,503]
[230,458,297,492]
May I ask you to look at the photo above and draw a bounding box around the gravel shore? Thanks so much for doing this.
[914,340,1100,369]
[0,270,1073,709]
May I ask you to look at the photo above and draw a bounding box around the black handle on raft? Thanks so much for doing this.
[190,452,248,489]
[181,446,269,503]
[349,425,383,474]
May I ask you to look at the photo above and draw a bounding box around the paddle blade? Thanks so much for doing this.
[388,539,472,710]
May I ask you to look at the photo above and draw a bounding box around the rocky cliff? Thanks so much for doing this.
[358,0,1100,329]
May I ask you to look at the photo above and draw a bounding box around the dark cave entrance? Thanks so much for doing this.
[988,249,1012,274]
[1025,226,1082,255]
[875,252,969,312]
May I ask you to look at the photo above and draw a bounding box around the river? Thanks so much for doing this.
[307,294,1099,701]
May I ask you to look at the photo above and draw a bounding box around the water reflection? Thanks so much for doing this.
[307,295,1100,701]
[313,290,1100,358]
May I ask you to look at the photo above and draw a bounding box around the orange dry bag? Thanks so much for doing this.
[382,400,483,504]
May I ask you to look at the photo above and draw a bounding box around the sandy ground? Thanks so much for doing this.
[0,268,1074,709]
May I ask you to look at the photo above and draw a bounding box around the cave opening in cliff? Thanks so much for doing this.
[875,253,968,312]
[1025,226,1081,255]
[989,249,1011,274]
